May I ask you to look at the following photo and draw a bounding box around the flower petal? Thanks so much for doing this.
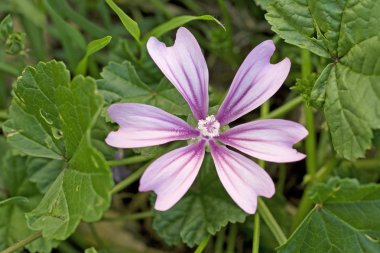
[217,119,308,163]
[139,140,206,211]
[147,27,209,120]
[216,40,291,125]
[209,141,275,214]
[106,103,199,148]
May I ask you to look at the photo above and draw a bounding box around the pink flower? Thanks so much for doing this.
[106,27,308,214]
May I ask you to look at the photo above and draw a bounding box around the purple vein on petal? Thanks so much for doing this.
[209,141,275,214]
[217,40,291,125]
[147,27,209,120]
[139,140,206,211]
[105,103,199,148]
[217,119,308,163]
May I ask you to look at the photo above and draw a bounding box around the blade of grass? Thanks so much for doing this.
[142,15,225,43]
[105,0,141,44]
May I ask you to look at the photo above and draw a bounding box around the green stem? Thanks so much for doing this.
[107,155,153,167]
[259,101,270,168]
[194,235,211,253]
[104,211,153,222]
[258,199,287,245]
[0,231,42,253]
[57,241,82,253]
[110,142,183,194]
[253,101,269,252]
[304,104,317,176]
[111,163,150,194]
[0,110,8,119]
[301,49,317,177]
[216,0,237,67]
[214,228,226,253]
[260,96,303,120]
[301,49,312,77]
[291,159,336,231]
[226,223,237,253]
[260,100,271,116]
[0,62,19,76]
[277,164,286,194]
[353,159,380,170]
[290,49,318,232]
[252,214,260,253]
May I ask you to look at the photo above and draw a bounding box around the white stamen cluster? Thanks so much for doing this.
[198,115,220,138]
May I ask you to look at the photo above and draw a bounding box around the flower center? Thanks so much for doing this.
[198,115,220,138]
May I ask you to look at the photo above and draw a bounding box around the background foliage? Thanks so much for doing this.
[0,0,379,252]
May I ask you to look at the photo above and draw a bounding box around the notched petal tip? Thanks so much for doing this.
[146,36,165,53]
[260,39,275,50]
[146,27,209,121]
[299,126,309,140]
[277,57,291,73]
[216,40,292,125]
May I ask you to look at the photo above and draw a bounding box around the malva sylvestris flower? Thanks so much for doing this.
[106,27,308,214]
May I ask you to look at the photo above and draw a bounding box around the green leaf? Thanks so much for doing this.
[253,0,270,10]
[0,14,26,55]
[291,73,318,106]
[0,152,56,252]
[105,0,140,43]
[143,15,225,43]
[309,63,333,109]
[98,61,191,116]
[5,32,26,55]
[266,0,380,160]
[153,154,247,247]
[27,157,63,193]
[278,178,380,253]
[0,196,29,208]
[265,1,330,57]
[3,61,113,240]
[75,36,112,75]
[85,248,98,253]
[0,14,13,41]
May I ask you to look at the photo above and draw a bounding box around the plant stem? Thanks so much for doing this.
[0,62,19,77]
[291,159,336,231]
[0,231,42,253]
[214,228,226,253]
[107,155,153,167]
[260,96,303,120]
[111,163,150,194]
[253,101,268,252]
[251,101,270,253]
[277,164,286,194]
[0,110,8,119]
[259,100,270,168]
[354,159,380,170]
[103,211,153,222]
[252,214,260,253]
[226,223,237,253]
[194,235,211,253]
[110,142,184,194]
[258,199,287,245]
[290,49,318,231]
[301,48,317,178]
[304,104,316,176]
[57,241,82,253]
